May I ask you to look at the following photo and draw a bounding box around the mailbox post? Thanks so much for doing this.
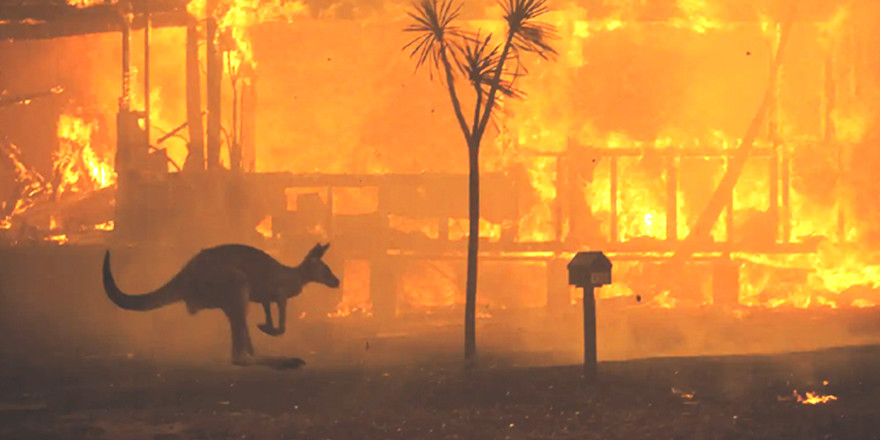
[567,251,612,382]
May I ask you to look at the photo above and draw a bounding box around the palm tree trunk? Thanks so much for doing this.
[464,139,480,364]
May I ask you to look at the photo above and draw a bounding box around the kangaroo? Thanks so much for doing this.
[102,243,341,369]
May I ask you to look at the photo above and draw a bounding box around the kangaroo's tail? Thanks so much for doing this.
[103,250,183,312]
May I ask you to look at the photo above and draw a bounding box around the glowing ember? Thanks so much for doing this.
[328,260,373,318]
[95,221,114,231]
[794,390,838,405]
[66,0,112,8]
[0,141,48,228]
[852,299,876,308]
[44,235,69,245]
[671,388,695,400]
[255,215,273,239]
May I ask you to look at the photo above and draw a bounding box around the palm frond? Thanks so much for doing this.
[402,0,469,80]
[456,32,524,100]
[500,0,558,59]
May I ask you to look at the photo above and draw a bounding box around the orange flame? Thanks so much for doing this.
[55,113,116,196]
[33,0,880,315]
[794,390,837,405]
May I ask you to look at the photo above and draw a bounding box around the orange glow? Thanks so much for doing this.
[66,0,110,8]
[255,215,273,239]
[447,218,503,242]
[328,260,373,318]
[55,113,116,197]
[95,221,115,231]
[794,390,838,405]
[8,0,880,316]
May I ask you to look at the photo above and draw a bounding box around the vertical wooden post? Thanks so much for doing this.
[241,73,257,172]
[768,27,780,242]
[725,157,734,243]
[185,19,205,171]
[143,12,150,145]
[114,6,134,244]
[781,145,791,242]
[230,84,241,172]
[609,156,618,243]
[769,152,779,240]
[555,154,566,243]
[824,53,844,241]
[119,4,132,112]
[666,155,677,242]
[326,186,334,239]
[776,21,791,243]
[205,0,222,170]
[583,285,597,382]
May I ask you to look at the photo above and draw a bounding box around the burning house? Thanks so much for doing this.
[1,0,879,359]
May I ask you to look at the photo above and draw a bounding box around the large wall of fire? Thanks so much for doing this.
[1,0,879,313]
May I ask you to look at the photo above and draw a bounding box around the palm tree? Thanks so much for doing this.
[404,0,557,366]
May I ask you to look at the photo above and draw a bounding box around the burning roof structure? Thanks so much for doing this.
[0,0,879,322]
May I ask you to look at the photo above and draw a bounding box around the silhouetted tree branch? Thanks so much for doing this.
[404,0,557,367]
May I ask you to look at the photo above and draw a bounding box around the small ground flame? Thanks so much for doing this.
[794,390,838,405]
[255,215,272,239]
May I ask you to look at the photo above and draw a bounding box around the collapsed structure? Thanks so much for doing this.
[0,0,879,328]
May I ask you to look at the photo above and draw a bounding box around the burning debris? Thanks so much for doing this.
[671,387,695,400]
[0,111,116,244]
[795,391,838,405]
[53,113,115,197]
[779,390,839,405]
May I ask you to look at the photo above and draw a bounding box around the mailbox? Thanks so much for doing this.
[568,251,612,383]
[567,251,613,288]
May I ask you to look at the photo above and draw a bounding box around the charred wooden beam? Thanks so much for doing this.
[143,11,151,144]
[0,86,62,107]
[205,0,222,170]
[725,161,733,242]
[0,11,188,40]
[0,0,187,21]
[119,7,131,109]
[184,18,205,171]
[824,53,845,242]
[768,26,781,242]
[781,144,791,242]
[668,3,797,264]
[241,69,257,172]
[609,156,618,243]
[665,156,677,242]
[554,155,566,243]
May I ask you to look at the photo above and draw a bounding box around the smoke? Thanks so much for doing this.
[2,0,880,369]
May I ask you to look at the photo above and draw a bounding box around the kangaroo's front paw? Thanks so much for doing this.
[257,323,282,336]
[273,357,306,370]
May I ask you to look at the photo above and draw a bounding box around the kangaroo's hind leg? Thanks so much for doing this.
[222,270,302,371]
[225,307,251,366]
[221,269,255,365]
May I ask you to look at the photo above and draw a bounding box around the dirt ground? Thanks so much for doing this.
[1,344,879,440]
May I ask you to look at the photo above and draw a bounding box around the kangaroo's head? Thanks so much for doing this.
[299,242,341,289]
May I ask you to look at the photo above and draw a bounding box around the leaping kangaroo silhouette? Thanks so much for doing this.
[102,243,340,369]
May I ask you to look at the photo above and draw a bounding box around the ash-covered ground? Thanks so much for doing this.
[1,344,879,440]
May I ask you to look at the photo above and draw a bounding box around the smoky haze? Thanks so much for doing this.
[1,0,880,369]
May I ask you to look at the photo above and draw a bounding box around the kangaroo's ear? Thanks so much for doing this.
[306,243,322,260]
[307,242,329,260]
